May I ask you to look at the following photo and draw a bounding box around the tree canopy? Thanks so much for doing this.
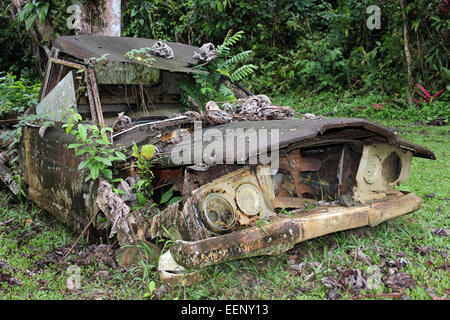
[0,0,448,100]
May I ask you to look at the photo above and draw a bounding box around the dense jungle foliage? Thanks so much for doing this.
[0,0,448,115]
[0,1,448,302]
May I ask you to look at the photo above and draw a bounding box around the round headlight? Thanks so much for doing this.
[364,154,382,184]
[201,193,236,233]
[236,184,262,216]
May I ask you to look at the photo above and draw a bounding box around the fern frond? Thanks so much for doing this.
[218,84,235,100]
[230,64,258,82]
[223,30,244,47]
[177,80,203,108]
[222,29,234,44]
[224,50,253,67]
[216,69,231,77]
[217,30,244,55]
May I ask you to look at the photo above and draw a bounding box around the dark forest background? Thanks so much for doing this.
[0,0,448,111]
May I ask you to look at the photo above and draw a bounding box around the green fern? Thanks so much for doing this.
[218,83,235,99]
[178,30,258,109]
[177,79,203,107]
[224,50,253,67]
[217,30,245,56]
[230,64,258,82]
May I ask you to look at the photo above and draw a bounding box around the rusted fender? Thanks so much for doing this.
[170,192,421,269]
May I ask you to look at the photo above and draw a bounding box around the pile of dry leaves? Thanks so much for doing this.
[183,95,303,126]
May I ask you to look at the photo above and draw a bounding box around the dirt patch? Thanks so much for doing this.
[17,221,42,247]
[34,243,120,272]
[0,271,22,286]
[427,119,448,126]
[384,272,415,290]
[0,220,21,235]
[431,228,449,237]
[0,260,22,286]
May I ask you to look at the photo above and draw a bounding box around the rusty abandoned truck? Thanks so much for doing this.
[1,36,435,283]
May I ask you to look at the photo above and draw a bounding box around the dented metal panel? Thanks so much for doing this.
[94,62,160,85]
[53,36,206,75]
[170,192,421,269]
[36,72,77,121]
[19,125,99,233]
[171,118,435,166]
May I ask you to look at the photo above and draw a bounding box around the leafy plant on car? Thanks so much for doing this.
[125,48,156,66]
[90,53,110,65]
[131,143,156,205]
[178,30,258,108]
[131,143,182,210]
[63,110,126,182]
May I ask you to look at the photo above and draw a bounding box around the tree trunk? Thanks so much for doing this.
[417,31,426,79]
[399,0,414,105]
[77,0,121,36]
[103,0,121,36]
[9,0,121,76]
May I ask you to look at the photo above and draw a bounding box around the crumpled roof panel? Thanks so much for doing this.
[173,118,436,164]
[53,35,205,74]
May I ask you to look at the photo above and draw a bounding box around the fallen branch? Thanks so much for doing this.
[63,211,99,260]
[0,218,14,226]
[354,290,405,300]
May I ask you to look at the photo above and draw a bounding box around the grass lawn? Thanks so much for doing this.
[0,93,448,300]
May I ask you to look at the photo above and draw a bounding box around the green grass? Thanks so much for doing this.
[0,93,448,300]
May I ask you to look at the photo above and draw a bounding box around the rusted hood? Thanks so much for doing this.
[53,35,205,74]
[170,118,435,164]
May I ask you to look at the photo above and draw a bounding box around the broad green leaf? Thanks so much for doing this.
[141,144,155,160]
[18,3,34,22]
[160,187,174,205]
[168,196,183,206]
[101,129,110,145]
[75,147,91,156]
[37,3,49,23]
[103,168,113,180]
[67,143,80,149]
[148,281,155,294]
[137,192,147,205]
[78,124,87,143]
[95,156,112,166]
[132,143,140,158]
[65,124,73,135]
[115,151,127,161]
[90,165,100,180]
[217,1,223,12]
[114,188,126,195]
[25,13,38,30]
[91,125,99,136]
[78,159,90,171]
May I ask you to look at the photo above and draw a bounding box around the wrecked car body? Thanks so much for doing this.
[2,36,436,282]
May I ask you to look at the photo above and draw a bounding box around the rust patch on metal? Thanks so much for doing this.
[279,150,321,198]
[171,220,301,268]
[19,125,99,233]
[170,192,421,269]
[272,196,310,209]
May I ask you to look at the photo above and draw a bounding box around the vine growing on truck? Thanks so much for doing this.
[62,109,127,182]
